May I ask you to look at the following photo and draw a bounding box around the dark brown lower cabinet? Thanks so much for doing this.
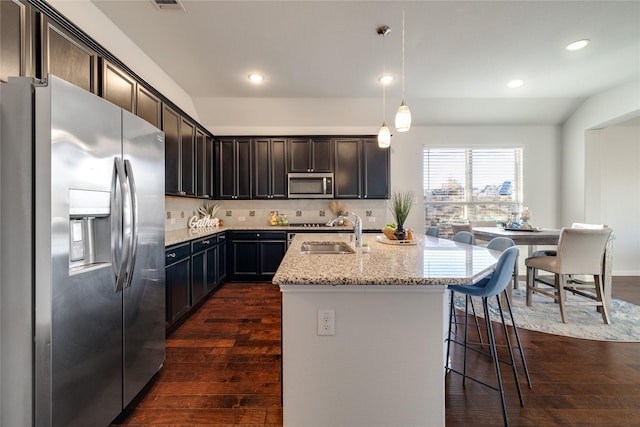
[165,243,191,327]
[228,231,287,281]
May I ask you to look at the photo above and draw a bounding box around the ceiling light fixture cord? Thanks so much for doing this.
[378,25,391,148]
[395,4,412,133]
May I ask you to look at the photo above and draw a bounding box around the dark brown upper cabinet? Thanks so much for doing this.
[162,104,181,195]
[1,0,34,82]
[218,138,251,200]
[334,138,361,199]
[334,137,389,199]
[180,117,196,197]
[100,59,136,113]
[195,129,215,199]
[253,138,287,199]
[288,138,333,172]
[362,138,390,199]
[40,15,97,94]
[136,85,162,129]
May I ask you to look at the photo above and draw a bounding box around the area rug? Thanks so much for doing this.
[453,288,640,342]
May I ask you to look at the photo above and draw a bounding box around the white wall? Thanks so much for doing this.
[561,78,640,226]
[585,125,640,275]
[47,0,199,121]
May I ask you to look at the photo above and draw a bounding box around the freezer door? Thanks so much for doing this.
[35,75,123,427]
[121,110,166,406]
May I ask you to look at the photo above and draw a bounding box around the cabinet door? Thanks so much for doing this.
[136,85,162,128]
[230,241,259,277]
[162,104,181,194]
[310,138,333,172]
[334,138,361,198]
[235,138,252,199]
[40,16,97,93]
[180,118,196,196]
[217,234,227,284]
[100,59,136,112]
[191,250,206,305]
[259,240,287,276]
[195,128,209,198]
[166,257,190,325]
[1,0,33,82]
[205,136,216,199]
[218,138,236,199]
[253,138,271,199]
[206,245,218,291]
[271,138,288,198]
[363,138,390,199]
[288,138,311,172]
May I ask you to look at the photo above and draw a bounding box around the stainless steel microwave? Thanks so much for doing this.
[287,172,334,199]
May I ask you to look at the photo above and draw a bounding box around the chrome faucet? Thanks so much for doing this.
[327,213,363,247]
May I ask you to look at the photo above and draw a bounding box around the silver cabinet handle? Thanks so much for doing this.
[167,253,176,258]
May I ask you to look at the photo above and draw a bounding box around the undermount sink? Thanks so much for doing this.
[300,241,355,254]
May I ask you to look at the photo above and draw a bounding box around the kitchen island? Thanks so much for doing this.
[273,233,501,427]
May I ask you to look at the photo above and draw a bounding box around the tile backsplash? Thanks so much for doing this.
[165,196,389,231]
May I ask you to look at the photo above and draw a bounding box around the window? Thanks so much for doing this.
[423,148,523,237]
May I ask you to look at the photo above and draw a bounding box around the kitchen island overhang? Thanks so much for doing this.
[274,233,500,427]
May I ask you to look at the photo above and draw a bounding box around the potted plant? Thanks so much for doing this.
[388,190,415,240]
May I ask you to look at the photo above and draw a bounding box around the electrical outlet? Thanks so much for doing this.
[318,309,335,336]
[238,216,246,222]
[170,218,176,224]
[368,217,376,222]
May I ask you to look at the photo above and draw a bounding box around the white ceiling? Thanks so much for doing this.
[91,0,640,129]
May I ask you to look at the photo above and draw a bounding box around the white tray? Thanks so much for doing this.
[376,235,421,246]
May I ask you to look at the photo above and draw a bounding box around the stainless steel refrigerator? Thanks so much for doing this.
[0,75,165,426]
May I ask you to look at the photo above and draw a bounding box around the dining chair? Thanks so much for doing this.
[525,227,612,324]
[451,223,472,235]
[453,230,475,245]
[445,247,531,427]
[426,226,439,237]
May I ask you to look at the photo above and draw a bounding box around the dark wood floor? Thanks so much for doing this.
[113,277,640,427]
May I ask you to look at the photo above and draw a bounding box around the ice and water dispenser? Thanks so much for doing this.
[68,189,112,272]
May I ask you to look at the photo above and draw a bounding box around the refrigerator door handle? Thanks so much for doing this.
[113,157,131,293]
[124,159,139,288]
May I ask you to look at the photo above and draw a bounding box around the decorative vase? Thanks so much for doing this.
[394,224,408,241]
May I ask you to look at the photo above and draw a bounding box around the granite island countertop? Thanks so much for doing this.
[273,233,502,286]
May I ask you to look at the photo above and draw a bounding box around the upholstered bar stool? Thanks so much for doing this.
[445,247,531,427]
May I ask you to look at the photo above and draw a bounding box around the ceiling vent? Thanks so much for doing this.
[151,0,185,11]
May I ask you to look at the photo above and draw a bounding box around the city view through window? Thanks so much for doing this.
[423,148,523,237]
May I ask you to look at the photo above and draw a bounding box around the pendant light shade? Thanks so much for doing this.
[395,6,412,132]
[395,100,411,132]
[378,122,391,148]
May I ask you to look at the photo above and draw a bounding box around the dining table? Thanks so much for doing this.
[472,226,561,257]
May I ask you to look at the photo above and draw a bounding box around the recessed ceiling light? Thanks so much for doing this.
[566,39,590,51]
[507,79,524,89]
[248,73,264,83]
[378,75,394,85]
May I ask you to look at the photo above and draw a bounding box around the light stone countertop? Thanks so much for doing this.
[165,225,378,247]
[273,233,502,286]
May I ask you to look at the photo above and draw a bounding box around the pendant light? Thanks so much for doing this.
[395,5,411,132]
[377,25,391,148]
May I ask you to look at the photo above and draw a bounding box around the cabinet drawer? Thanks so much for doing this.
[165,243,191,264]
[230,231,286,240]
[192,236,216,252]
